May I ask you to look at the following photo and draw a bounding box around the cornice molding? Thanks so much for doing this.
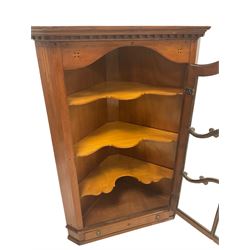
[31,26,210,42]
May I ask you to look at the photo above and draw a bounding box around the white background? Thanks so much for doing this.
[0,0,249,249]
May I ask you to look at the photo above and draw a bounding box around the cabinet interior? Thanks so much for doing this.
[64,46,185,228]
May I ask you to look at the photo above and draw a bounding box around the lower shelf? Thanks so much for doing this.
[79,154,173,197]
[82,177,171,227]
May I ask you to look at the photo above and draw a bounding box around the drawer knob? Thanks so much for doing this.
[155,215,160,221]
[96,230,101,237]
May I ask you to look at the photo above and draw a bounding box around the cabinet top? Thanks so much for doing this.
[31,26,210,42]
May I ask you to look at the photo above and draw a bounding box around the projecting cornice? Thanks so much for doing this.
[31,26,210,42]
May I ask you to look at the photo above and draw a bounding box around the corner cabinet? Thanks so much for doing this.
[31,26,219,245]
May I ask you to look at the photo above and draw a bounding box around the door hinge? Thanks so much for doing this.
[184,87,195,95]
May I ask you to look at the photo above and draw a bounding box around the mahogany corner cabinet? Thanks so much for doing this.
[31,26,219,245]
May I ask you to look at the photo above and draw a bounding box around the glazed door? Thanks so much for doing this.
[175,62,219,244]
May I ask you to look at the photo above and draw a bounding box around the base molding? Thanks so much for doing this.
[67,209,174,245]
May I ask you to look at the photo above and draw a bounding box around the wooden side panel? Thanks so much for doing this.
[190,40,199,63]
[35,44,83,229]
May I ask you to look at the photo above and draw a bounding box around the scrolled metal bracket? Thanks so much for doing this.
[189,127,219,139]
[183,172,219,185]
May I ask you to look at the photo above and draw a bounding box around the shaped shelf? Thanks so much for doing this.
[79,154,173,197]
[75,121,178,157]
[68,81,183,106]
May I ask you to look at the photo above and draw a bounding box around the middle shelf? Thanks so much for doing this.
[79,154,173,197]
[75,121,178,157]
[68,81,183,106]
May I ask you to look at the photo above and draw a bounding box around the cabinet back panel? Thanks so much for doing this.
[76,147,118,182]
[118,46,186,88]
[69,100,107,144]
[119,141,176,169]
[64,57,106,95]
[65,46,183,202]
[119,95,182,133]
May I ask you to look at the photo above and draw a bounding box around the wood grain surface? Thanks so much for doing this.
[32,26,210,244]
[68,81,183,106]
[75,121,178,157]
[79,154,173,197]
